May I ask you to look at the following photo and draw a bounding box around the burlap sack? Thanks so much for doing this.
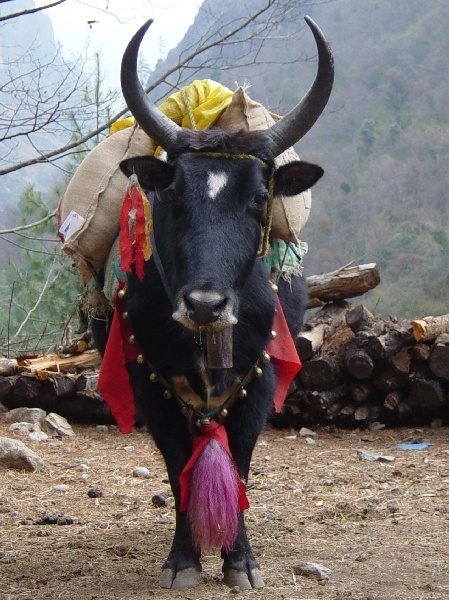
[59,124,155,283]
[215,87,311,243]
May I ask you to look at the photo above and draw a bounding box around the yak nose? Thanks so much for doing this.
[184,290,229,326]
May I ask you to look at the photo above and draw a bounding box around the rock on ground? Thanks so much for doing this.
[42,413,75,437]
[0,436,44,471]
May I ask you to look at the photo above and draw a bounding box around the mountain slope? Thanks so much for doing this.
[149,0,449,318]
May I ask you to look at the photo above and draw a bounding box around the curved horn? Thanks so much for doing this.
[121,19,182,151]
[266,16,334,157]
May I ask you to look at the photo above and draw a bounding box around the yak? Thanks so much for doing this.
[94,16,333,590]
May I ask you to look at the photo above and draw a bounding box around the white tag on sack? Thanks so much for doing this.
[59,210,85,241]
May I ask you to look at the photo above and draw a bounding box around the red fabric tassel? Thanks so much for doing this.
[179,420,249,512]
[133,192,147,280]
[119,189,134,275]
[119,179,151,282]
[267,298,302,413]
[98,282,141,434]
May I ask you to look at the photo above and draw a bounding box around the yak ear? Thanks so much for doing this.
[273,161,324,197]
[120,156,174,191]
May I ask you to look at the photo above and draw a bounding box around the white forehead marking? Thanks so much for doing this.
[207,171,228,199]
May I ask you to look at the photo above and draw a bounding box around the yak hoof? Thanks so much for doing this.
[223,568,265,590]
[159,567,200,589]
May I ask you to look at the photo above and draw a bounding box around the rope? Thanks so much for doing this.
[258,174,274,258]
[180,88,198,130]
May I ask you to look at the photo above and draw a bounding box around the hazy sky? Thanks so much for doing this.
[36,0,202,90]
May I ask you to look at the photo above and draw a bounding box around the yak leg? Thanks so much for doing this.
[220,371,274,589]
[126,363,201,589]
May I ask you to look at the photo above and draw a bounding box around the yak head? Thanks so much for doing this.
[120,18,333,333]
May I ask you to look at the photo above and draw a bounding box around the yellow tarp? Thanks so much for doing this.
[110,79,234,135]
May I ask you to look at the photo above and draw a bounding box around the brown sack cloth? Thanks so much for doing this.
[216,87,312,243]
[59,124,154,283]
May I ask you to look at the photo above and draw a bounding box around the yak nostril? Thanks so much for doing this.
[184,291,228,325]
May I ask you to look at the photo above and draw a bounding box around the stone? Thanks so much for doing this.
[293,562,332,581]
[28,431,49,442]
[96,425,109,433]
[133,466,150,479]
[152,494,168,507]
[42,413,75,437]
[53,484,70,492]
[9,422,35,433]
[369,421,386,431]
[0,436,44,471]
[357,450,395,462]
[299,427,317,437]
[2,407,46,424]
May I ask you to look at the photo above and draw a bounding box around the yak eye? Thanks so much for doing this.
[253,192,268,206]
[163,185,180,203]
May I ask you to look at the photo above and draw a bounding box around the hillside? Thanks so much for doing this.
[150,0,449,318]
[0,1,63,212]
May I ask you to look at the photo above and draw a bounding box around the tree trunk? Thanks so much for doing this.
[428,334,449,380]
[409,375,446,411]
[411,314,449,342]
[307,263,380,307]
[0,358,19,377]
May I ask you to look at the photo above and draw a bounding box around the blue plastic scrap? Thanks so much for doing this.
[396,442,434,450]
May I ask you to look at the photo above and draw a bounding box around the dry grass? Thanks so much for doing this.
[1,420,449,599]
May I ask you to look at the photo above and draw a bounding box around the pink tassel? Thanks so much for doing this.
[188,438,240,551]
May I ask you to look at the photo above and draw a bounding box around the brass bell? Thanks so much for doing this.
[221,408,229,417]
[238,388,247,399]
[271,330,277,340]
[149,372,158,383]
[128,335,135,344]
[261,351,271,364]
[254,366,263,378]
[200,417,211,427]
[137,354,144,364]
[271,282,279,294]
[118,288,126,299]
[163,390,172,399]
[122,312,128,320]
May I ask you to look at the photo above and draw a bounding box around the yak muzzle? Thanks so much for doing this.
[173,289,237,330]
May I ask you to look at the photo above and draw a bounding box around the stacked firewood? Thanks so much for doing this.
[0,344,108,423]
[274,303,449,429]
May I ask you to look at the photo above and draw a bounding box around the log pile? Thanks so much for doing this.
[273,303,449,429]
[0,351,110,423]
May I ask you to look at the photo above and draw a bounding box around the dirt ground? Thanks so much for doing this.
[0,419,448,600]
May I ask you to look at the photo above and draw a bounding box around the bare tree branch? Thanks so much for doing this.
[8,258,60,345]
[0,0,321,176]
[0,210,57,235]
[0,0,68,22]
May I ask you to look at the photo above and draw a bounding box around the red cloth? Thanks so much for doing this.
[119,182,149,281]
[179,420,249,512]
[267,298,302,412]
[98,282,140,434]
